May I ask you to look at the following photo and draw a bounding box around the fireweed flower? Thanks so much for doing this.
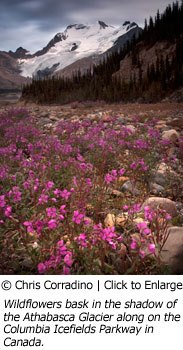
[137,221,151,235]
[77,154,85,162]
[123,205,129,211]
[5,206,12,217]
[38,262,46,274]
[60,189,71,200]
[139,250,146,259]
[165,213,172,220]
[130,240,137,250]
[23,181,29,189]
[60,205,67,215]
[46,207,57,218]
[37,240,73,274]
[86,178,92,187]
[57,240,67,255]
[0,195,6,208]
[64,252,73,267]
[128,203,141,214]
[38,194,48,204]
[9,186,22,202]
[48,219,57,230]
[53,189,61,197]
[63,266,70,275]
[148,243,156,254]
[46,181,54,190]
[35,220,44,235]
[72,210,84,224]
[105,169,117,184]
[119,168,125,176]
[130,162,137,170]
[144,206,154,221]
[23,221,34,233]
[75,233,87,247]
[33,178,39,192]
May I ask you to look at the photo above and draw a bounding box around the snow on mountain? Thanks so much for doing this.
[18,21,139,78]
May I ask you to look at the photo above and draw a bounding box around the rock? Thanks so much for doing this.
[121,180,140,196]
[40,112,50,118]
[161,226,183,272]
[22,257,33,269]
[153,163,175,186]
[111,189,123,197]
[49,115,60,121]
[118,176,130,184]
[167,117,183,130]
[155,120,167,130]
[104,213,128,228]
[84,217,94,226]
[126,124,136,134]
[104,213,115,227]
[102,114,111,122]
[115,213,128,227]
[162,129,179,144]
[141,197,178,218]
[133,217,146,225]
[150,183,165,195]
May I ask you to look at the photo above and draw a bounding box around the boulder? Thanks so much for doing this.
[126,124,136,134]
[121,180,140,196]
[104,213,115,227]
[141,197,178,218]
[104,213,128,228]
[167,117,183,130]
[162,129,179,144]
[150,183,165,195]
[161,226,183,273]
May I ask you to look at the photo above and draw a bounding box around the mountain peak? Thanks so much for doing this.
[126,22,138,30]
[98,21,108,29]
[66,24,87,30]
[8,47,29,59]
[123,21,130,26]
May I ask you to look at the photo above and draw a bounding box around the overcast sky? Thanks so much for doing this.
[0,0,173,53]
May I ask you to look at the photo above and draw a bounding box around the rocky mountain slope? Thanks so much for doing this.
[0,52,29,91]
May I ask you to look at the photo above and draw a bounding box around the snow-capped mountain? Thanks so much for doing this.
[18,21,141,78]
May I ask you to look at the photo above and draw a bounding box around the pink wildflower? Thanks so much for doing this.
[38,262,46,274]
[130,240,137,250]
[144,206,154,221]
[46,207,57,218]
[148,243,156,254]
[139,250,146,259]
[23,221,34,232]
[0,195,6,208]
[5,206,12,217]
[63,266,70,275]
[60,189,71,200]
[119,168,125,176]
[46,181,54,190]
[48,219,57,230]
[38,194,48,204]
[86,178,92,187]
[137,221,151,235]
[60,205,66,214]
[72,210,84,224]
[64,253,73,267]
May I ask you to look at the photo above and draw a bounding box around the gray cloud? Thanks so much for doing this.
[0,0,173,52]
